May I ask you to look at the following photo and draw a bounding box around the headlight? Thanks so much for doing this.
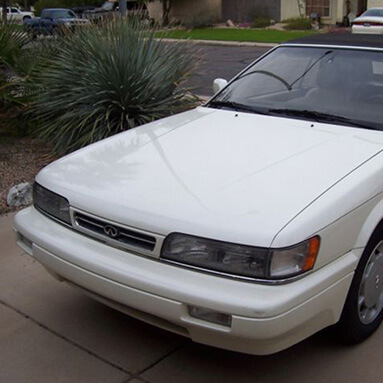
[33,183,71,225]
[161,233,320,280]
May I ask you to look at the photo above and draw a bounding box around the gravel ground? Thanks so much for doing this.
[0,137,55,214]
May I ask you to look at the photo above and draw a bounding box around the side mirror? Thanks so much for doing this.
[213,78,228,94]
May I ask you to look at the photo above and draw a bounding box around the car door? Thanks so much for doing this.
[40,10,52,32]
[9,7,21,22]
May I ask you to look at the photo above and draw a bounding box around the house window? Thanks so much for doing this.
[306,0,331,18]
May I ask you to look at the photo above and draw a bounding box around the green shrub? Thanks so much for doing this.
[186,11,217,28]
[284,17,312,30]
[0,23,31,67]
[31,19,199,154]
[252,17,271,28]
[0,22,29,123]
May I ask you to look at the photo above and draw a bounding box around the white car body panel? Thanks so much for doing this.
[352,10,383,34]
[14,207,359,354]
[36,107,383,248]
[352,24,383,34]
[0,7,34,22]
[13,39,383,355]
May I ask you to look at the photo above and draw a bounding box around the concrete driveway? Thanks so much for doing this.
[1,211,383,383]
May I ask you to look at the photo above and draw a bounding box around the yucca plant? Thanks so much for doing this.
[32,18,199,154]
[0,23,30,108]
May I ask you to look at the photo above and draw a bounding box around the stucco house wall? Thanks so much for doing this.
[368,0,383,7]
[221,0,281,22]
[172,0,222,24]
[148,0,221,24]
[280,0,364,24]
[281,0,305,20]
[147,0,365,25]
[147,1,163,21]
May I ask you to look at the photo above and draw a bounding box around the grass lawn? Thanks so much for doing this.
[157,28,319,44]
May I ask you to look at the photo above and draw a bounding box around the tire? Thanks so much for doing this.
[337,224,383,343]
[23,16,31,22]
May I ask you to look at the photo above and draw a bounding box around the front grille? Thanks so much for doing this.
[73,212,156,252]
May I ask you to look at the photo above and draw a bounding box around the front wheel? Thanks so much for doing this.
[337,227,383,343]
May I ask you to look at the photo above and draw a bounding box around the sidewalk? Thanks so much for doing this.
[1,211,383,383]
[0,212,186,383]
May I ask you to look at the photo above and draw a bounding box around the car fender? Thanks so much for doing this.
[271,150,383,270]
[354,195,383,249]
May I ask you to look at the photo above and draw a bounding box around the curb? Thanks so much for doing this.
[158,38,277,48]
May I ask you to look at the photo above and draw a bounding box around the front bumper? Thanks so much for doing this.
[14,207,359,355]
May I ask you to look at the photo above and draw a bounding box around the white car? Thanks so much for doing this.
[0,7,34,23]
[14,34,383,355]
[352,7,383,34]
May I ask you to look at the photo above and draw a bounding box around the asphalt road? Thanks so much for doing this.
[185,44,271,97]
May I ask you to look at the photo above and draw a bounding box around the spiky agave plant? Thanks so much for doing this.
[0,23,57,122]
[32,18,199,154]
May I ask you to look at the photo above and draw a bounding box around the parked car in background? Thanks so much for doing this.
[81,1,118,22]
[24,8,89,36]
[82,0,149,22]
[352,7,383,34]
[0,7,34,23]
[14,34,383,355]
[71,5,97,18]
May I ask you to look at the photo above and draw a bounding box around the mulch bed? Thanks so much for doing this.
[0,136,56,214]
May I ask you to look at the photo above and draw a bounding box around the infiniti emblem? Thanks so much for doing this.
[103,224,120,239]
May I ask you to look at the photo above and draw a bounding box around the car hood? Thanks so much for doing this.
[37,107,383,247]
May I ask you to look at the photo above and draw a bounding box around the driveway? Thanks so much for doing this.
[1,211,383,383]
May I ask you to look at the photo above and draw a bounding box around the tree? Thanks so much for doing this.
[161,0,172,26]
[297,0,305,18]
[2,0,7,24]
[141,0,173,26]
[119,0,127,16]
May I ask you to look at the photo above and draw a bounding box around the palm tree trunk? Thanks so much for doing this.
[162,0,172,26]
[2,0,8,24]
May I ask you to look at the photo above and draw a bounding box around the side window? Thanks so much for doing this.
[44,11,52,19]
[11,8,19,13]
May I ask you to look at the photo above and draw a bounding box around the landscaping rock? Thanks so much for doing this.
[7,182,33,207]
[226,19,235,27]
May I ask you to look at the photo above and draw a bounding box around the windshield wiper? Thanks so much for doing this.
[268,109,379,130]
[208,100,270,115]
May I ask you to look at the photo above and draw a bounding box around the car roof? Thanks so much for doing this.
[44,8,72,11]
[283,33,383,49]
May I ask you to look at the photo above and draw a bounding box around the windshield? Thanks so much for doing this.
[362,9,383,17]
[51,10,76,19]
[101,2,114,11]
[209,46,383,130]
